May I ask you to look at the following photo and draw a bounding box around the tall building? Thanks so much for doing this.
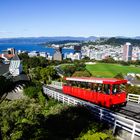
[123,42,133,61]
[9,53,23,76]
[53,46,62,61]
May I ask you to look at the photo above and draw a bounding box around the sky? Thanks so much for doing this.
[0,0,140,38]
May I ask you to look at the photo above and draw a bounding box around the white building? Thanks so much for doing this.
[39,52,47,57]
[9,54,23,76]
[89,51,104,60]
[28,51,39,57]
[65,52,81,60]
[137,53,140,60]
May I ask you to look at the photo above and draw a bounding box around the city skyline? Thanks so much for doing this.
[0,0,140,38]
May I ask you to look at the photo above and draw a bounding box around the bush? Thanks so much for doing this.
[23,86,40,98]
[114,73,124,79]
[38,91,46,107]
[126,84,140,95]
[78,123,116,140]
[72,70,91,77]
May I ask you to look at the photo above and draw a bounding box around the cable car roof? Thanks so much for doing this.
[65,77,128,84]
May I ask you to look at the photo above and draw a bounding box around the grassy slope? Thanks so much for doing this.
[86,63,140,78]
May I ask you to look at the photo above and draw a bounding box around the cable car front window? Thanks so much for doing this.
[112,84,121,94]
[120,84,126,92]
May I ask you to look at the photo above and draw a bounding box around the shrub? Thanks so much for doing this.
[23,86,40,98]
[72,71,91,77]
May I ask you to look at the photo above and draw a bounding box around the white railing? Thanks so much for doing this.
[43,86,81,105]
[127,94,140,104]
[43,86,140,140]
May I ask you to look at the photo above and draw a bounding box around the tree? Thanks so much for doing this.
[0,99,45,140]
[101,56,116,63]
[23,86,40,98]
[62,65,77,77]
[29,67,42,82]
[74,62,86,71]
[28,57,41,68]
[114,73,124,79]
[19,53,29,60]
[40,67,57,83]
[38,56,48,67]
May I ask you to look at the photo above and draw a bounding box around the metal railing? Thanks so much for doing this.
[43,86,80,105]
[43,86,140,140]
[127,94,140,104]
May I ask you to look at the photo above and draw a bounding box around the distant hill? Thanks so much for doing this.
[102,37,140,46]
[0,36,97,44]
[134,36,140,39]
[0,36,140,45]
[42,40,81,46]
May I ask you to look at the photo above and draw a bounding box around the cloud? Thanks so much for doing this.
[0,31,13,34]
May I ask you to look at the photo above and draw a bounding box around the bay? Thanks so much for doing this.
[0,44,74,56]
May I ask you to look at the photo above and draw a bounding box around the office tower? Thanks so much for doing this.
[123,42,133,61]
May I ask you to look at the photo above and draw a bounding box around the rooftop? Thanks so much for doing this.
[0,63,9,75]
[65,77,127,84]
[12,53,20,61]
[0,54,15,60]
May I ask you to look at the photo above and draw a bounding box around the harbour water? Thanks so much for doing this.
[0,44,74,56]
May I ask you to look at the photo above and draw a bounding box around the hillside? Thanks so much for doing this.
[102,37,140,46]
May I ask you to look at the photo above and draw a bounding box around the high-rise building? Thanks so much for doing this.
[123,42,133,61]
[53,46,62,61]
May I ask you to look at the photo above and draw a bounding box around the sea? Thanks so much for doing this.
[0,44,74,56]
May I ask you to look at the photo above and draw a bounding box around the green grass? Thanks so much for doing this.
[86,63,140,78]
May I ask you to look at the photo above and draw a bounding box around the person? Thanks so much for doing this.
[113,88,117,94]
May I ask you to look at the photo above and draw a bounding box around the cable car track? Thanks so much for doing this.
[45,85,140,123]
[116,102,140,122]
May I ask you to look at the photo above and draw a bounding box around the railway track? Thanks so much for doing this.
[45,85,140,123]
[116,102,140,122]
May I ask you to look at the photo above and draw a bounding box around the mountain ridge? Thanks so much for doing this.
[0,36,140,44]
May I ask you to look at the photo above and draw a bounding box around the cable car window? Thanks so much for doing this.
[94,83,98,92]
[112,84,120,94]
[97,84,103,92]
[77,81,81,87]
[120,84,126,92]
[104,84,110,94]
[71,81,76,86]
[88,83,92,90]
[80,82,87,88]
[66,81,70,86]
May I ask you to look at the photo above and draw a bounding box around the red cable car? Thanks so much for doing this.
[63,77,128,108]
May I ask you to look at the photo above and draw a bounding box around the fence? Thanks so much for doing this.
[43,86,140,140]
[127,94,140,104]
